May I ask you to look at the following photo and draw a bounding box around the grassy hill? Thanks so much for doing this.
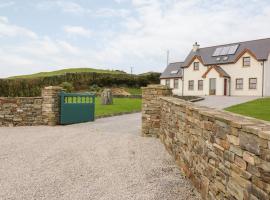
[8,68,126,79]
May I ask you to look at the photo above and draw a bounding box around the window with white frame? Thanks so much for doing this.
[174,79,179,89]
[198,80,203,90]
[188,80,194,90]
[236,78,243,90]
[249,78,257,89]
[193,62,199,70]
[243,57,251,67]
[165,79,170,87]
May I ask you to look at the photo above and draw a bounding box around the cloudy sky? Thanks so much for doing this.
[0,0,270,77]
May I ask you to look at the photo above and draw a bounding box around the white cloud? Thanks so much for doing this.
[37,0,87,14]
[63,26,92,38]
[0,16,37,39]
[2,0,270,77]
[95,0,270,72]
[94,8,130,18]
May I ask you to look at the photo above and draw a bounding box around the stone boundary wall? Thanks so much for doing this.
[0,97,43,126]
[0,86,63,127]
[142,85,270,200]
[142,85,172,137]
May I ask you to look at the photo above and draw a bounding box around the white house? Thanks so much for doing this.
[160,38,270,96]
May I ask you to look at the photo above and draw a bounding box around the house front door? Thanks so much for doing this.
[209,78,216,95]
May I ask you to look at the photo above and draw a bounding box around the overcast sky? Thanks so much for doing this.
[0,0,270,77]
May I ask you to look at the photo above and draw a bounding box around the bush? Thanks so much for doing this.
[60,82,74,92]
[0,72,161,97]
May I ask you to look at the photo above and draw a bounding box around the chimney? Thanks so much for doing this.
[193,42,200,52]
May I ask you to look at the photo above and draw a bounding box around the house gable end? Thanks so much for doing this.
[202,66,230,78]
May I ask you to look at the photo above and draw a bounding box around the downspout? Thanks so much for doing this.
[262,61,265,97]
[182,67,184,96]
[229,78,231,96]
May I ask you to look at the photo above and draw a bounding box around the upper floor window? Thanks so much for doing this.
[236,78,243,90]
[243,57,250,67]
[249,78,257,89]
[165,79,170,88]
[174,79,179,89]
[193,62,199,70]
[188,80,194,90]
[198,80,203,90]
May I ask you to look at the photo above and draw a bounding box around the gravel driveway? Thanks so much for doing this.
[0,113,200,200]
[195,96,259,109]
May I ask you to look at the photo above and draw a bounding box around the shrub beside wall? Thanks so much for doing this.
[142,85,270,200]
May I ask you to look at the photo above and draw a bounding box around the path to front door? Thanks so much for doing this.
[0,113,200,200]
[195,96,259,109]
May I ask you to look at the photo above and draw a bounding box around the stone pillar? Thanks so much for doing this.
[42,86,63,126]
[141,84,172,137]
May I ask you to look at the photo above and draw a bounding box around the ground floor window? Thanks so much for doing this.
[165,79,170,87]
[174,79,179,89]
[198,80,203,90]
[188,80,194,90]
[236,78,243,90]
[249,78,257,89]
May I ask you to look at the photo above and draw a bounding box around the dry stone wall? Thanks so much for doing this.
[0,97,43,126]
[142,85,172,137]
[0,86,63,127]
[142,85,270,200]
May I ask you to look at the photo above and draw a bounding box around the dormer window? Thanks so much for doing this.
[193,62,199,71]
[223,56,228,61]
[170,70,179,74]
[243,57,250,67]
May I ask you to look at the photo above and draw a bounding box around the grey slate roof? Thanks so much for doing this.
[183,38,270,67]
[160,62,183,79]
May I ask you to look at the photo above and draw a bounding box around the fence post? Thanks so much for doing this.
[141,84,172,137]
[42,86,63,126]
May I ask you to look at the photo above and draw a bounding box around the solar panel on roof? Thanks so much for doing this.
[220,46,230,55]
[212,44,239,57]
[228,44,239,55]
[213,47,223,56]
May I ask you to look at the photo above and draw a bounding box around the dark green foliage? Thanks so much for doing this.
[0,72,160,97]
[60,82,74,92]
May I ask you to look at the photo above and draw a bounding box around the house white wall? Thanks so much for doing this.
[183,58,208,96]
[264,53,270,96]
[222,52,263,96]
[160,78,183,95]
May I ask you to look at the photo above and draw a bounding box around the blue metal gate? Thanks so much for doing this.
[59,92,95,125]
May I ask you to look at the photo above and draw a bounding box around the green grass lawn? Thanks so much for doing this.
[95,97,141,117]
[225,98,270,122]
[8,68,125,79]
[125,88,142,95]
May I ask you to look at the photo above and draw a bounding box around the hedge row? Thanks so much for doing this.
[0,72,160,97]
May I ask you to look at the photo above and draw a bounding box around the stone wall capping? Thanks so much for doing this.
[258,130,270,140]
[142,84,270,200]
